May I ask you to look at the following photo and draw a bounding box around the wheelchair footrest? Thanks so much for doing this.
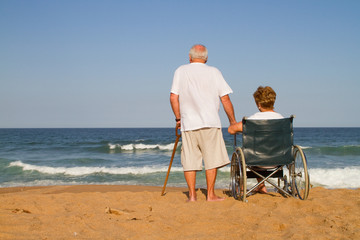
[246,169,283,178]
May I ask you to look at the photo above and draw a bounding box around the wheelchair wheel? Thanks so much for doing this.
[292,145,310,200]
[230,147,246,202]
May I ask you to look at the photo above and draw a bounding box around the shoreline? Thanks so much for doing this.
[1,185,359,239]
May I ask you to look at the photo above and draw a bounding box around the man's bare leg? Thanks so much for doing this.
[184,171,197,201]
[206,168,225,201]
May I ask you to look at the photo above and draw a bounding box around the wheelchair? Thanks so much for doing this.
[230,116,310,202]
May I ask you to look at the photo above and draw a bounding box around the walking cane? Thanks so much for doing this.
[161,123,181,196]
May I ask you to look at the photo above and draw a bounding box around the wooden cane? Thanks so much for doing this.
[161,124,181,196]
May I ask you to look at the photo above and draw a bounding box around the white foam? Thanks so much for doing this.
[108,142,178,151]
[309,167,360,189]
[299,146,312,149]
[108,143,117,150]
[0,180,141,188]
[8,161,360,189]
[220,166,360,189]
[9,161,184,176]
[121,144,134,150]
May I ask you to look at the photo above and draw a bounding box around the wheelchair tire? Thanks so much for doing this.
[292,145,310,200]
[230,150,241,200]
[236,147,247,202]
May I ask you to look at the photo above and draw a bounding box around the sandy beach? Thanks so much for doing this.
[0,185,359,239]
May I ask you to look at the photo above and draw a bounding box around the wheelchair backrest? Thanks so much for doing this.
[242,117,294,166]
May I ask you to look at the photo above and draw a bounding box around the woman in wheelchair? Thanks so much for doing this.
[228,86,283,193]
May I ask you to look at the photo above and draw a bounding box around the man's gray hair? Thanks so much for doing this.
[189,44,208,60]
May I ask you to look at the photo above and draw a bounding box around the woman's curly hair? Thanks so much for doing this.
[253,86,277,110]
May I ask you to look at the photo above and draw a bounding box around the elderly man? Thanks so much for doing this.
[170,44,236,201]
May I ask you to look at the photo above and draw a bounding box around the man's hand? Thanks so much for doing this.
[228,122,243,135]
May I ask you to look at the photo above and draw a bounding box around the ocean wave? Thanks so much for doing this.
[220,166,360,189]
[308,167,360,188]
[6,162,360,189]
[0,180,141,188]
[8,161,184,176]
[298,146,312,149]
[305,145,360,156]
[108,142,180,151]
[222,166,360,189]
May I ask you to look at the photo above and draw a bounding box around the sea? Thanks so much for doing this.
[0,128,359,189]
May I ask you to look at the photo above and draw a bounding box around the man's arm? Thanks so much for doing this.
[220,94,236,126]
[170,93,181,123]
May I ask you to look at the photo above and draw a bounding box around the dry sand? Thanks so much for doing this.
[0,185,359,239]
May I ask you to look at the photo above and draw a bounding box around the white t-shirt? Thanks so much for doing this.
[248,111,284,120]
[171,63,233,131]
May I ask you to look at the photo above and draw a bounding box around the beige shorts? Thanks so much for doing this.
[181,128,230,171]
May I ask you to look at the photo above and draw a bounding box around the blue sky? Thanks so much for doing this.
[1,0,359,128]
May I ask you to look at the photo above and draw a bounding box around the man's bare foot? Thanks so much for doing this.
[186,193,197,202]
[207,195,225,202]
[186,196,197,202]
